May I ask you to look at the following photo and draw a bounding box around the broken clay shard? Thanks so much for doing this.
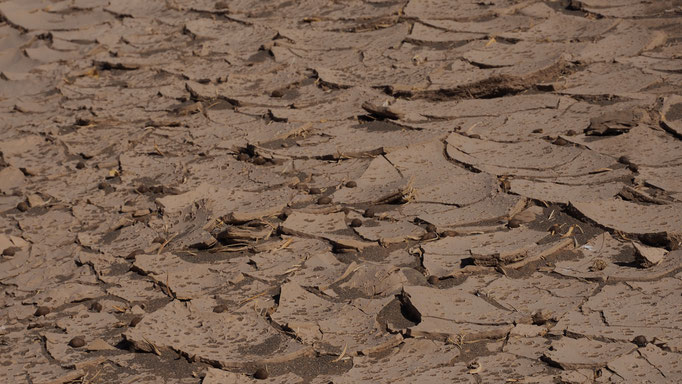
[571,199,682,249]
[632,242,667,268]
[361,101,405,120]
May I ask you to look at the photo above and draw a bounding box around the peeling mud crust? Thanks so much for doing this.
[2,0,682,383]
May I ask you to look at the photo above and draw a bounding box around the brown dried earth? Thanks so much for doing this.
[1,0,682,383]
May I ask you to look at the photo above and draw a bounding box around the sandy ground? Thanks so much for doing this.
[1,0,682,383]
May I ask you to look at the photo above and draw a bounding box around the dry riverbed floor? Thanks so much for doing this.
[1,0,682,382]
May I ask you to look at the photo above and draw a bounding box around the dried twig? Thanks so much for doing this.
[332,344,348,362]
[143,336,162,356]
[157,233,178,255]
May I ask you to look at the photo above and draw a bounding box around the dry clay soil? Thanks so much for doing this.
[2,0,682,383]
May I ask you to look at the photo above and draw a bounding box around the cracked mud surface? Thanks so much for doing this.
[1,0,682,383]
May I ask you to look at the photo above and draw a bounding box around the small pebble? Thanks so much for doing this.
[427,275,439,285]
[628,163,639,172]
[349,219,363,228]
[632,335,648,347]
[468,134,481,139]
[34,306,50,317]
[237,153,250,161]
[553,137,569,146]
[90,302,103,312]
[617,155,631,164]
[97,182,108,190]
[279,208,292,220]
[2,247,16,256]
[69,337,86,348]
[17,201,28,212]
[253,156,266,165]
[425,223,437,233]
[532,128,543,134]
[422,231,438,240]
[213,304,228,313]
[270,89,284,98]
[363,207,376,218]
[507,218,522,228]
[566,0,584,10]
[317,196,332,205]
[532,311,551,325]
[253,368,269,380]
[441,230,458,237]
[75,161,86,169]
[297,172,310,182]
[345,181,357,188]
[309,187,322,195]
[565,130,577,136]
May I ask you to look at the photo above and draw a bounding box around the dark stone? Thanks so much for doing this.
[632,335,648,348]
[441,230,458,237]
[253,368,269,380]
[566,0,584,11]
[69,337,86,348]
[363,207,376,218]
[213,304,228,313]
[279,208,292,220]
[317,196,332,205]
[553,137,569,146]
[422,232,438,240]
[508,218,522,228]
